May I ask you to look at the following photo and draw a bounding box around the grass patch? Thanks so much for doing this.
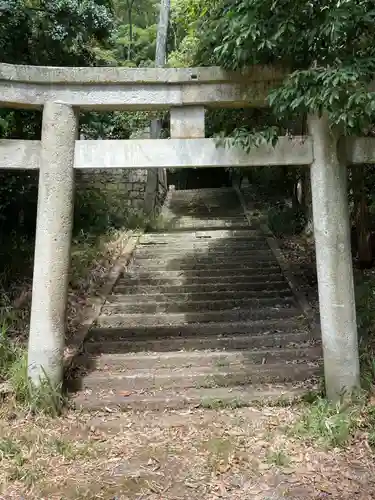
[0,438,25,466]
[0,423,99,493]
[49,437,93,460]
[214,357,230,368]
[292,397,364,448]
[203,437,235,473]
[266,448,290,466]
[69,228,130,290]
[0,228,132,416]
[0,436,41,489]
[200,397,247,410]
[0,334,66,416]
[363,404,375,449]
[8,463,43,488]
[0,323,24,381]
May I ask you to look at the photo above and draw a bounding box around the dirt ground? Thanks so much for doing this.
[0,404,374,500]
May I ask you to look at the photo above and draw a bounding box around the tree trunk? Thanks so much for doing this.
[126,0,134,61]
[144,0,171,216]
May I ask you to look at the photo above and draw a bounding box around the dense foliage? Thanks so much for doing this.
[2,0,375,251]
[0,0,114,66]
[196,0,375,135]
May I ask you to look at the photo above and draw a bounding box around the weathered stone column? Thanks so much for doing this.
[308,113,360,401]
[28,102,77,388]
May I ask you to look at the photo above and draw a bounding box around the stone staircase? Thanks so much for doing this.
[71,188,322,411]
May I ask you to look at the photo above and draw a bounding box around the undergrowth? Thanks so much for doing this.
[291,269,375,450]
[292,393,375,451]
[292,396,364,448]
[0,323,64,416]
[268,203,307,237]
[0,188,155,416]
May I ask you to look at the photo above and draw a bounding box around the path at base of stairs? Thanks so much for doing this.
[3,405,374,499]
[69,187,322,410]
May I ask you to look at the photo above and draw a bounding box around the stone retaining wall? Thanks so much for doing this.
[75,127,167,219]
[75,168,148,215]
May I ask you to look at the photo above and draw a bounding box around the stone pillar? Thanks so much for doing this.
[170,106,205,138]
[28,102,77,388]
[308,113,360,401]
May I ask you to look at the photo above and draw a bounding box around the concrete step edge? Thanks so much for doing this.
[113,281,291,294]
[106,289,294,303]
[82,346,323,370]
[89,317,307,338]
[78,363,321,391]
[96,308,303,327]
[130,263,280,271]
[134,250,272,258]
[102,297,296,313]
[119,271,286,280]
[72,384,313,411]
[85,333,319,354]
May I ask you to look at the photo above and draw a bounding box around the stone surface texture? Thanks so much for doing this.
[3,136,375,170]
[70,188,321,411]
[308,113,360,400]
[0,136,314,170]
[0,63,286,110]
[28,102,77,387]
[170,106,205,138]
[75,168,148,213]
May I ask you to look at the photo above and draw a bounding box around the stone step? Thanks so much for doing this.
[135,245,271,255]
[137,240,267,250]
[78,362,321,392]
[116,278,286,290]
[131,254,277,267]
[154,224,252,232]
[163,213,249,221]
[113,280,291,295]
[163,213,246,219]
[72,384,312,411]
[140,229,262,242]
[107,289,294,304]
[138,241,267,250]
[89,317,305,342]
[130,262,280,272]
[101,296,296,315]
[132,253,276,264]
[168,187,235,195]
[96,307,302,328]
[115,276,288,290]
[70,187,318,413]
[86,331,317,354]
[134,246,271,257]
[165,217,247,223]
[80,346,322,372]
[168,187,235,194]
[153,217,249,230]
[120,268,285,280]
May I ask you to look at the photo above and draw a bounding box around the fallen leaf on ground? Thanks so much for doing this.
[118,391,133,397]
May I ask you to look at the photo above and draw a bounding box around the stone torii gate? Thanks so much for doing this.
[0,62,373,400]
